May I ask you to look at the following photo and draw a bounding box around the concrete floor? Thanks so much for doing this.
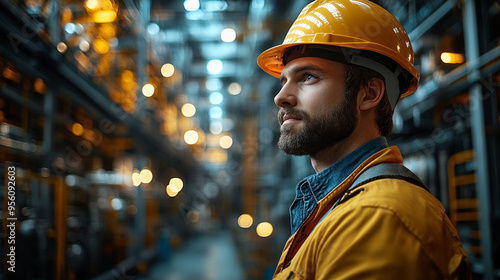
[136,230,245,280]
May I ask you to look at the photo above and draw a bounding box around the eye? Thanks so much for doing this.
[279,77,287,87]
[302,74,317,83]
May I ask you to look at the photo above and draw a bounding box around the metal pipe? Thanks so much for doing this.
[463,0,494,278]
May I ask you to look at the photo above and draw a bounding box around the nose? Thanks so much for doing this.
[274,84,297,108]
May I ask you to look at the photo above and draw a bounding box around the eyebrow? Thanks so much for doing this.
[279,64,322,84]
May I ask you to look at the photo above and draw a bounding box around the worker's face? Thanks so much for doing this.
[275,57,358,156]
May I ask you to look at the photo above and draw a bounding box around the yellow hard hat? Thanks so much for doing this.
[257,0,419,109]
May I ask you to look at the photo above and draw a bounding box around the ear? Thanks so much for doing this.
[358,77,385,111]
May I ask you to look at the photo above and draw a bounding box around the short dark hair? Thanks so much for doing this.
[343,64,393,136]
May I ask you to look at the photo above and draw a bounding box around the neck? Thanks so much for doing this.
[310,126,381,174]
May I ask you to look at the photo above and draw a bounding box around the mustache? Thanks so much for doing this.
[277,108,309,125]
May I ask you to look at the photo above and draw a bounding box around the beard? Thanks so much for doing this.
[277,96,358,156]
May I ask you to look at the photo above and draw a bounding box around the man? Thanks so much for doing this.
[257,0,471,279]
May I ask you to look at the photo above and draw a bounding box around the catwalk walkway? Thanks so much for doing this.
[136,230,245,280]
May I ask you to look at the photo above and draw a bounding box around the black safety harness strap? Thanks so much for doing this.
[350,163,428,193]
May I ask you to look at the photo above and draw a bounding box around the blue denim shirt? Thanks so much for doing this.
[289,137,389,234]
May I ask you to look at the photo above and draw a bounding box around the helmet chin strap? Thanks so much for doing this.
[349,55,407,111]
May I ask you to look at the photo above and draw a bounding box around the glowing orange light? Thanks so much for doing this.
[94,10,117,23]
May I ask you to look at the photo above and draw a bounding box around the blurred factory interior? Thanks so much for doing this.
[0,0,499,279]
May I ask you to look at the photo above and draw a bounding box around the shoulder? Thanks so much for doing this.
[349,178,443,216]
[310,179,467,278]
[326,178,446,241]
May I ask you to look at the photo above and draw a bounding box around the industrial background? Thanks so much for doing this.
[0,0,499,279]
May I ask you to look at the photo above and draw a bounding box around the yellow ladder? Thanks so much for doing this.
[447,150,481,254]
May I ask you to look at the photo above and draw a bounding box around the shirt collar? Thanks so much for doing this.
[295,137,389,200]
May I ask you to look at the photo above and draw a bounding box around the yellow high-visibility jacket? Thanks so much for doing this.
[273,146,471,280]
